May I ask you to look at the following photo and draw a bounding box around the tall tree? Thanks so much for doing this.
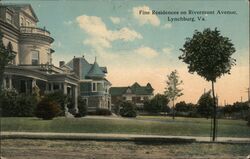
[0,31,15,94]
[164,70,183,119]
[179,28,236,141]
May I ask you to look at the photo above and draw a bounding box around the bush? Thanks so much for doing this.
[45,91,72,113]
[247,111,250,126]
[0,89,38,117]
[15,95,38,117]
[95,108,112,116]
[35,98,62,120]
[77,97,87,117]
[120,101,137,117]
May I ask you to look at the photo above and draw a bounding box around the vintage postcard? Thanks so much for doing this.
[0,0,249,158]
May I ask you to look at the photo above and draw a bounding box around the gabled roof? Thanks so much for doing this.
[109,87,128,96]
[110,82,154,96]
[1,4,39,22]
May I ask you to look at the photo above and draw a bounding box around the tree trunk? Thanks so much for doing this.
[172,99,175,120]
[211,81,217,141]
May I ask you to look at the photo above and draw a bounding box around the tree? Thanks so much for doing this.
[0,31,15,94]
[175,101,195,112]
[179,28,236,141]
[143,94,170,113]
[197,91,214,119]
[164,70,183,119]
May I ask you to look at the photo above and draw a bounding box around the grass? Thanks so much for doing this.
[1,116,250,137]
[2,139,250,158]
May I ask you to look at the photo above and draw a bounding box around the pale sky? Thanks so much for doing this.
[4,0,249,105]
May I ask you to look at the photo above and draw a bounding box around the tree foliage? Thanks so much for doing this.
[179,28,236,140]
[197,91,214,118]
[119,101,137,117]
[175,101,196,112]
[144,94,170,113]
[179,28,236,82]
[0,31,15,94]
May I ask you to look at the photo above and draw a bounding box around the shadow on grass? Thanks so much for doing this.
[133,137,196,145]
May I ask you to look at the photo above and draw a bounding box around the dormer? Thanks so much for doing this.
[18,4,38,27]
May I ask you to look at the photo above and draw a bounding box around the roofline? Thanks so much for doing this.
[0,3,39,22]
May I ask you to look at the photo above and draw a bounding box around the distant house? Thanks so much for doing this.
[61,56,112,112]
[110,82,154,110]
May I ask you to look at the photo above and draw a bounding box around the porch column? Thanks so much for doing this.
[51,83,54,92]
[59,83,62,90]
[74,85,78,113]
[9,75,13,89]
[25,80,28,94]
[3,77,6,89]
[45,83,49,92]
[32,79,37,88]
[63,83,67,95]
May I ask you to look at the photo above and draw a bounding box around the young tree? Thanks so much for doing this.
[179,28,236,141]
[0,31,15,94]
[164,70,183,119]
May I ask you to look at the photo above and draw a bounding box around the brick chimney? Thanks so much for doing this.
[59,61,65,67]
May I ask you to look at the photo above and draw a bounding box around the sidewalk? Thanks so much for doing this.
[1,131,250,144]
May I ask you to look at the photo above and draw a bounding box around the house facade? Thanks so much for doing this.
[61,57,112,112]
[0,4,112,113]
[110,82,154,110]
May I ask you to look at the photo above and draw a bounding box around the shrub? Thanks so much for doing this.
[77,97,87,117]
[15,94,38,117]
[120,101,137,117]
[35,98,62,120]
[0,89,38,117]
[247,111,250,126]
[95,108,112,116]
[0,89,18,117]
[45,91,72,113]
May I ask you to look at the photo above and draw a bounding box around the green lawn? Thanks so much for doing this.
[1,116,250,137]
[2,139,250,159]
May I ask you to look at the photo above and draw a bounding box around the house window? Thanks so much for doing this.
[20,17,24,26]
[92,82,97,92]
[31,50,39,65]
[47,52,50,64]
[26,20,30,26]
[6,12,12,24]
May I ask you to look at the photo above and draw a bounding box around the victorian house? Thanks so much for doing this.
[0,4,111,113]
[110,82,154,110]
[60,57,111,112]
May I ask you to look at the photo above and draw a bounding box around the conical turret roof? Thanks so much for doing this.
[87,57,105,78]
